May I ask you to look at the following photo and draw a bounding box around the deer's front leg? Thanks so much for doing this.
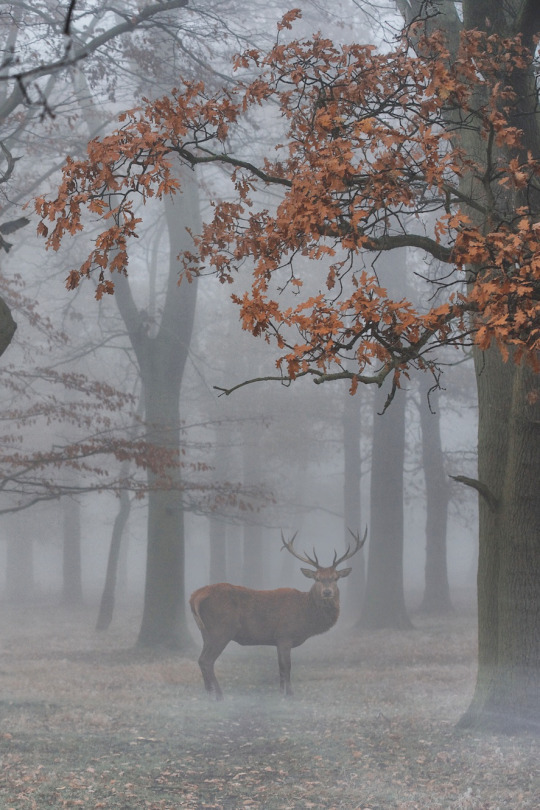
[277,641,293,696]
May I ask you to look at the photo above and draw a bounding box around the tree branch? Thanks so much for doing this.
[368,232,453,263]
[178,147,455,262]
[177,146,293,189]
[63,0,77,35]
[450,474,499,512]
[213,365,396,397]
[0,0,189,85]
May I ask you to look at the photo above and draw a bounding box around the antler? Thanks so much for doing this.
[281,531,320,568]
[332,527,367,568]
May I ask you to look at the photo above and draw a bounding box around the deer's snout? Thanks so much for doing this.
[322,586,334,598]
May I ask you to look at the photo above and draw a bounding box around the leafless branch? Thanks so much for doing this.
[0,0,189,86]
[63,0,77,36]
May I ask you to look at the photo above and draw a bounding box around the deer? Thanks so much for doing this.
[189,528,366,699]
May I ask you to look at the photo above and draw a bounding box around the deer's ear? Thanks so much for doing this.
[301,567,317,579]
[337,567,352,578]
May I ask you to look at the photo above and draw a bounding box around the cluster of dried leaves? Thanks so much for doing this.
[0,600,538,808]
[36,12,540,391]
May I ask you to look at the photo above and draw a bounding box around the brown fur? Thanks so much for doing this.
[189,566,351,699]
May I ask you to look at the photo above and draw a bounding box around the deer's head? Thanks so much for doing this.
[281,528,366,603]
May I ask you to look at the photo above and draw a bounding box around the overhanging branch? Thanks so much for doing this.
[450,474,499,512]
[179,147,456,263]
[213,365,395,397]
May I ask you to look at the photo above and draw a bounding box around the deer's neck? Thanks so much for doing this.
[308,590,340,632]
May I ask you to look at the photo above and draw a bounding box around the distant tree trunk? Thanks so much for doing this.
[96,489,131,630]
[62,495,83,606]
[418,377,453,614]
[227,521,243,585]
[241,438,265,587]
[359,386,412,630]
[209,515,227,583]
[279,442,309,584]
[208,435,230,583]
[115,167,200,650]
[343,384,366,618]
[242,522,264,588]
[6,537,34,601]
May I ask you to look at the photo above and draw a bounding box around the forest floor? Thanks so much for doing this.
[0,599,538,809]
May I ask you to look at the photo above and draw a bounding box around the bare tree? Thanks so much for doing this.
[0,0,190,356]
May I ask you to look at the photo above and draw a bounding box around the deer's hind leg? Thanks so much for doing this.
[277,640,293,696]
[198,634,229,700]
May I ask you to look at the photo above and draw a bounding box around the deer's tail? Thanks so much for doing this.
[189,588,208,633]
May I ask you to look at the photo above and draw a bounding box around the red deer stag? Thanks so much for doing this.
[189,529,366,699]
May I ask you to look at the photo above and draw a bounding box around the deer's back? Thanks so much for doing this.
[190,582,313,646]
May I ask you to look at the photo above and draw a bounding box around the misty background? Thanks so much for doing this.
[0,0,478,632]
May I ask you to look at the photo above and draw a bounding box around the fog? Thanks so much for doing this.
[0,0,479,615]
[0,342,479,610]
[1,1,537,808]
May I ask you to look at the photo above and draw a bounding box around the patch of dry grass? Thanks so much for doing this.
[0,602,538,809]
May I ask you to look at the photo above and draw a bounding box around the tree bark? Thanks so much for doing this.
[457,352,540,732]
[395,0,540,731]
[359,384,413,630]
[417,377,452,614]
[115,168,200,650]
[458,0,540,732]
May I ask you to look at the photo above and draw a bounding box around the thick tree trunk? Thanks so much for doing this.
[114,168,200,651]
[395,0,540,733]
[137,353,188,647]
[137,206,198,650]
[458,352,540,732]
[458,1,540,732]
[359,385,412,630]
[417,378,452,614]
[138,477,189,647]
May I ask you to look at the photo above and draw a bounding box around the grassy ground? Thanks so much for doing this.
[0,601,538,809]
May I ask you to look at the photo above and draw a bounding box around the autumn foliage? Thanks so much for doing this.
[36,10,540,389]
